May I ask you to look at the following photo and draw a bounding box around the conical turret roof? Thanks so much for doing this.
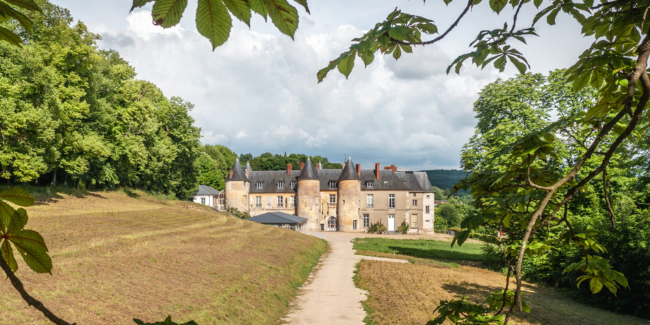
[339,157,361,181]
[297,157,319,180]
[226,158,248,182]
[245,161,253,172]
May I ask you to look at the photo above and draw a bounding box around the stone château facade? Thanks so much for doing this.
[225,157,435,233]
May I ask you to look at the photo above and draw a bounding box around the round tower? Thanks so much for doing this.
[296,157,321,232]
[337,157,361,232]
[225,158,249,213]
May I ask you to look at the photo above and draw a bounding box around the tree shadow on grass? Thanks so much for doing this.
[442,282,503,303]
[387,246,484,262]
[0,185,108,205]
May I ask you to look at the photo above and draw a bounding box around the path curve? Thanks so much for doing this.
[283,232,407,325]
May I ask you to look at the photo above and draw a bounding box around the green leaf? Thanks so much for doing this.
[249,0,268,20]
[388,26,409,41]
[196,0,232,50]
[361,50,374,67]
[533,0,542,8]
[489,0,508,13]
[8,208,28,233]
[130,0,155,12]
[0,1,34,33]
[4,0,41,12]
[337,52,355,79]
[532,5,555,26]
[152,0,188,27]
[0,200,16,231]
[1,239,17,272]
[223,0,252,26]
[265,0,299,39]
[8,230,51,274]
[317,59,337,83]
[0,187,34,207]
[508,55,527,74]
[590,278,603,294]
[547,7,560,25]
[393,45,402,60]
[494,55,506,72]
[400,43,413,53]
[0,26,22,46]
[292,0,310,14]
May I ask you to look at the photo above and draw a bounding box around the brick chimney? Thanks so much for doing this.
[287,163,292,175]
[316,162,320,171]
[384,165,397,172]
[229,170,233,178]
[375,163,380,180]
[300,162,305,170]
[356,164,361,177]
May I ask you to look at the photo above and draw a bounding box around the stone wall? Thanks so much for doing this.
[337,180,361,232]
[225,181,249,212]
[248,193,297,217]
[297,179,321,232]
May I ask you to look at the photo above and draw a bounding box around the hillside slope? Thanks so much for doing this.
[0,190,326,325]
[422,170,469,190]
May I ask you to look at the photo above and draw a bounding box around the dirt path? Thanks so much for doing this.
[283,232,407,325]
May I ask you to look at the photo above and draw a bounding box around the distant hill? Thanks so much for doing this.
[422,169,469,191]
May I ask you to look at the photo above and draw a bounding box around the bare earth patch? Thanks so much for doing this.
[356,260,647,325]
[0,191,326,325]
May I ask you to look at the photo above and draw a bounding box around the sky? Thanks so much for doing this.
[52,0,593,170]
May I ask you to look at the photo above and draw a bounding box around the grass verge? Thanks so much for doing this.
[0,190,326,325]
[354,260,647,325]
[352,238,484,262]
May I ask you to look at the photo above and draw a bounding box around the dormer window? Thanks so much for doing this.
[328,181,337,189]
[290,181,296,189]
[256,182,263,189]
[277,181,284,189]
[365,181,374,188]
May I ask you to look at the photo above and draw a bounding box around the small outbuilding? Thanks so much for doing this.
[192,185,221,208]
[247,212,308,232]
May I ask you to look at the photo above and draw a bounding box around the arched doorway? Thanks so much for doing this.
[216,190,226,211]
[327,217,337,232]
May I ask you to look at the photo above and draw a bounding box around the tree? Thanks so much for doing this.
[310,1,650,323]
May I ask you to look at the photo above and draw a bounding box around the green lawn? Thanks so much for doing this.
[352,238,484,262]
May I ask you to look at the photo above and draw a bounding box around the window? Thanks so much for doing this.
[277,196,284,207]
[425,205,430,214]
[255,196,262,207]
[353,220,357,230]
[363,214,369,228]
[412,200,418,206]
[328,181,337,189]
[329,194,336,203]
[365,181,374,188]
[290,181,296,189]
[388,194,395,208]
[411,214,418,228]
[427,195,431,199]
[277,181,284,189]
[367,194,374,208]
[256,182,263,189]
[290,196,296,207]
[413,193,417,197]
[200,197,206,205]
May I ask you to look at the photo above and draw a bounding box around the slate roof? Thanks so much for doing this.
[360,170,410,190]
[338,157,361,181]
[248,212,307,225]
[245,161,253,172]
[194,185,220,195]
[226,158,248,182]
[296,157,319,180]
[249,170,299,193]
[395,171,435,192]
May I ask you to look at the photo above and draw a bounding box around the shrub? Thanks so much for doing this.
[397,220,409,234]
[367,221,387,234]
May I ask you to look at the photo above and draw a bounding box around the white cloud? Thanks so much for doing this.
[47,0,592,170]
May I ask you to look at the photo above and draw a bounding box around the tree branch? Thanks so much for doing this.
[510,0,525,34]
[396,0,472,46]
[0,256,75,325]
[603,167,616,227]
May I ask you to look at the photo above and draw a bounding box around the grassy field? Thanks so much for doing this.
[0,189,327,325]
[353,238,484,262]
[352,238,647,325]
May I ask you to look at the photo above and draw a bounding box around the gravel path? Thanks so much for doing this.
[282,232,408,325]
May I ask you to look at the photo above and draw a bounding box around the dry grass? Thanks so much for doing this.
[355,260,648,325]
[0,190,326,325]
